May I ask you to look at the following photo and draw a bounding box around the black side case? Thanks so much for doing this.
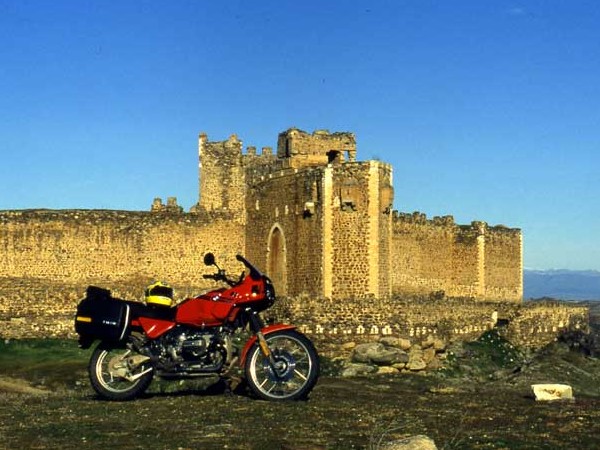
[75,286,134,346]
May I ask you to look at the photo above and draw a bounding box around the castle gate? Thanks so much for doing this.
[267,224,287,296]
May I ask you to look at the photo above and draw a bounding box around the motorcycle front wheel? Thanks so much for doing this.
[245,330,319,401]
[88,343,154,401]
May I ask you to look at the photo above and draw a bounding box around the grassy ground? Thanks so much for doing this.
[0,337,599,450]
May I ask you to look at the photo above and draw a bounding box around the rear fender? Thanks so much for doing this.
[239,324,297,366]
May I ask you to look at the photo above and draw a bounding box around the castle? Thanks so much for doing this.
[192,128,522,302]
[0,127,588,347]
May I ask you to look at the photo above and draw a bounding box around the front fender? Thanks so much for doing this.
[239,324,297,366]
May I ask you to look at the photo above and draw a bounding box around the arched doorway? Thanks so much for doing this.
[267,225,287,296]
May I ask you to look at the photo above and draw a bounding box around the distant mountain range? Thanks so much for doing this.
[524,269,600,301]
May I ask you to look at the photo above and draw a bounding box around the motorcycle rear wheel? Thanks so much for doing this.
[245,330,319,401]
[89,343,154,401]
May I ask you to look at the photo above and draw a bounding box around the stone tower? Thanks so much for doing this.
[197,133,246,223]
[243,128,394,299]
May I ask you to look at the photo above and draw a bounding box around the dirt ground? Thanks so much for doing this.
[0,337,599,450]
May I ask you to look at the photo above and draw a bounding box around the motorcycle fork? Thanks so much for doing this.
[248,311,277,366]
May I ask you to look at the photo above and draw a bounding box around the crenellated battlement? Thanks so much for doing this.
[276,128,357,167]
[393,211,521,234]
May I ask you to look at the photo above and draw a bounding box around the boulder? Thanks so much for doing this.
[381,435,437,450]
[421,336,447,352]
[352,343,409,365]
[352,343,381,363]
[426,358,443,371]
[407,357,427,371]
[377,366,400,375]
[341,363,378,377]
[407,346,427,371]
[531,384,574,401]
[421,335,436,349]
[370,347,409,365]
[422,347,436,364]
[380,336,412,351]
[432,338,446,352]
[352,343,378,363]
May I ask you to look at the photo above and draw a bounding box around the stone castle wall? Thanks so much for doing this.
[391,212,522,302]
[0,209,244,287]
[484,227,523,300]
[0,209,246,337]
[329,162,393,299]
[502,301,589,348]
[267,295,588,349]
[245,167,326,298]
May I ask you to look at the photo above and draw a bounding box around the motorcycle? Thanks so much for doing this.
[74,253,319,401]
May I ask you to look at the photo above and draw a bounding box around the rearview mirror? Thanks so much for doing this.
[203,252,216,266]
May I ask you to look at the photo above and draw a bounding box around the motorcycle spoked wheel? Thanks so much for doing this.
[245,330,319,401]
[88,343,154,401]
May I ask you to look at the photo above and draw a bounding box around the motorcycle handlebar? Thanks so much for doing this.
[203,270,237,286]
[202,254,262,284]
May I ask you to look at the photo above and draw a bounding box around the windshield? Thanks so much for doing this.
[236,254,263,280]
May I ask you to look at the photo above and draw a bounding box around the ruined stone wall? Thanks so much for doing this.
[267,296,589,350]
[198,133,246,222]
[276,128,356,168]
[484,228,523,301]
[504,301,589,348]
[391,213,522,301]
[0,209,244,286]
[245,169,325,298]
[269,296,515,343]
[0,279,589,352]
[391,213,482,298]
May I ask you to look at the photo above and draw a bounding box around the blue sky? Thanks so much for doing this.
[1,1,599,270]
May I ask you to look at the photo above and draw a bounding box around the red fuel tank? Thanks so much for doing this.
[175,296,238,327]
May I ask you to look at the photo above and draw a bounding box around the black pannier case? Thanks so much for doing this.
[75,286,132,343]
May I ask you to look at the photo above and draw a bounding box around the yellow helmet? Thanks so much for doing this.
[144,281,174,307]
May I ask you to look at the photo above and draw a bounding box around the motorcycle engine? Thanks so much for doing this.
[151,328,227,372]
[180,334,211,360]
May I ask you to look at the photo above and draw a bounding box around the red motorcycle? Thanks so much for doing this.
[75,253,319,401]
